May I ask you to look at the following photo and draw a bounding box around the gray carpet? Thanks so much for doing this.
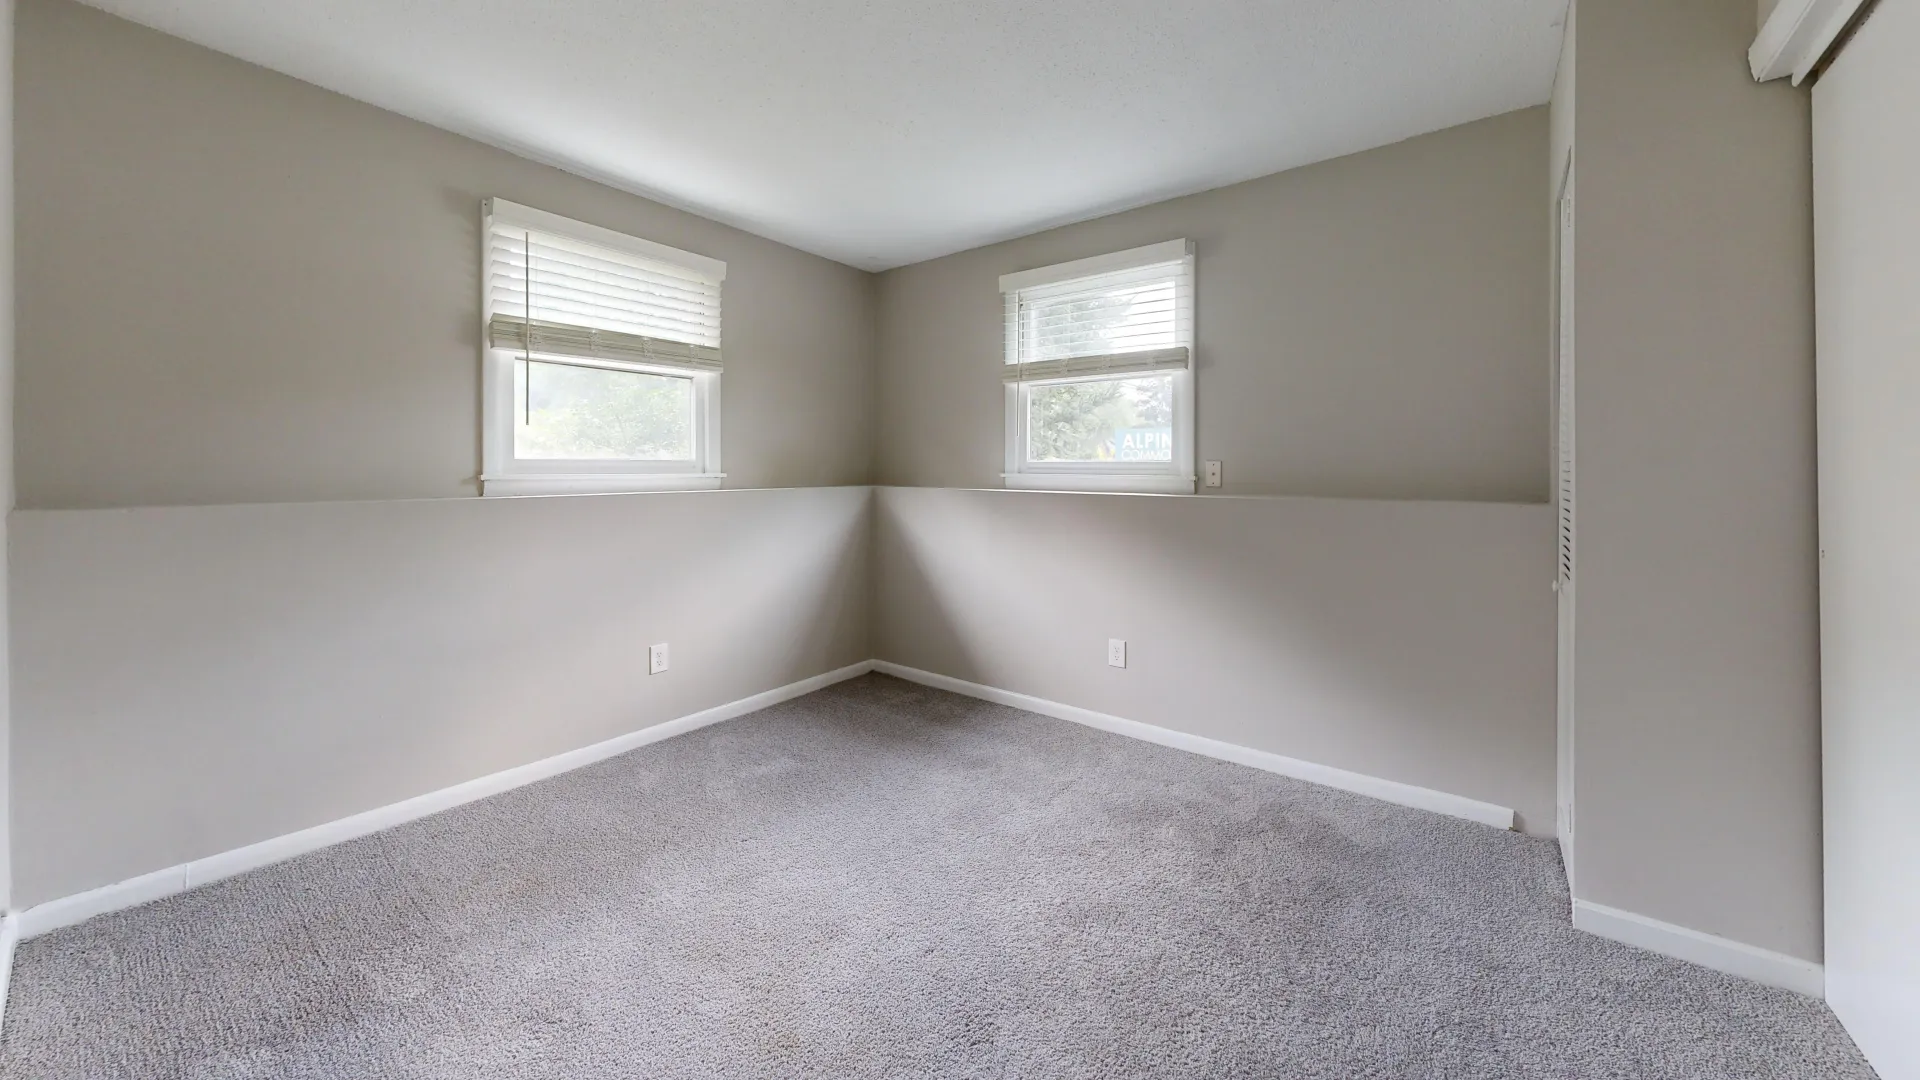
[0,674,1874,1079]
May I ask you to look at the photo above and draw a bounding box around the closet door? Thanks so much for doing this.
[1810,1,1919,1073]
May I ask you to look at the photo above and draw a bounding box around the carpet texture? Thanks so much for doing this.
[0,674,1874,1079]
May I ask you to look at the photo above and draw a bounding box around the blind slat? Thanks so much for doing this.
[493,232,718,285]
[1012,258,1187,300]
[489,244,721,304]
[489,315,723,373]
[488,287,721,340]
[487,267,719,315]
[1001,347,1190,383]
[1004,253,1191,377]
[486,203,724,370]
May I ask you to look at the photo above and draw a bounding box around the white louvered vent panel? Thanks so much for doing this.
[1558,193,1576,586]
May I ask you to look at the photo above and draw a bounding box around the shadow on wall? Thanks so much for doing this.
[870,487,1558,835]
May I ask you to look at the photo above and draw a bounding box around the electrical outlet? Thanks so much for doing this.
[649,642,670,675]
[1108,638,1127,669]
[1204,460,1223,488]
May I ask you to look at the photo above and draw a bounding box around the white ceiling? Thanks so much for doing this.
[79,0,1569,270]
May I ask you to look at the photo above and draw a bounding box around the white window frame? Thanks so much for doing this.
[1000,239,1197,495]
[479,199,726,497]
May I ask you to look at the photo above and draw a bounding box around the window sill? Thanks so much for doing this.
[481,473,726,497]
[1003,472,1195,495]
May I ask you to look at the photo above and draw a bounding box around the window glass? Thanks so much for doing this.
[1026,375,1174,464]
[514,360,694,461]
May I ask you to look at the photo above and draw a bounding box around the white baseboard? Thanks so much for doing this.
[13,661,876,941]
[0,913,18,1032]
[871,661,1517,832]
[1572,899,1825,998]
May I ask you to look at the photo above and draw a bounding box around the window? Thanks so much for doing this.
[481,199,726,495]
[1000,239,1195,493]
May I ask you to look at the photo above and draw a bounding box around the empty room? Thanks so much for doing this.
[0,0,1912,1076]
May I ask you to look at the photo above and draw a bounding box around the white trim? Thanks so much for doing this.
[485,197,726,282]
[1827,972,1920,1080]
[1001,471,1195,494]
[1750,0,1869,83]
[998,238,1192,294]
[871,661,1517,831]
[0,914,18,1034]
[1571,899,1825,997]
[12,662,876,940]
[481,472,726,496]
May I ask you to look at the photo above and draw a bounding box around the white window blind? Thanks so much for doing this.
[1002,240,1193,383]
[485,199,725,373]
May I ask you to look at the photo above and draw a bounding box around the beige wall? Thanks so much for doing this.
[1814,0,1920,1071]
[10,487,873,906]
[874,487,1558,835]
[875,107,1550,503]
[1570,0,1821,962]
[15,0,877,509]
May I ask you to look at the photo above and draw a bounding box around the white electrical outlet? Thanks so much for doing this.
[649,642,670,675]
[1204,460,1223,488]
[1108,639,1127,669]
